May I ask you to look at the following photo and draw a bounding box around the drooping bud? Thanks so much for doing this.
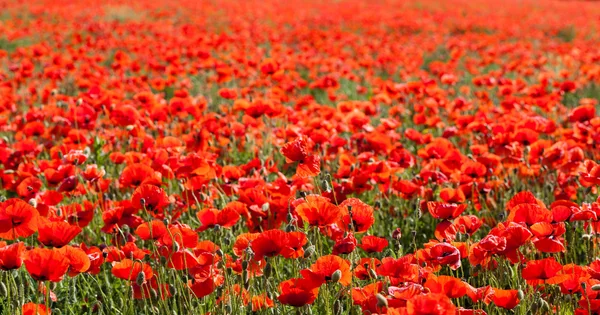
[136,271,146,286]
[375,293,388,308]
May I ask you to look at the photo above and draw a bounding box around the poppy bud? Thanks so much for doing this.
[287,212,294,222]
[245,247,254,257]
[411,230,417,237]
[241,260,249,271]
[285,224,296,232]
[216,249,224,257]
[136,271,146,286]
[299,191,307,198]
[374,201,381,209]
[304,245,315,258]
[77,98,83,105]
[213,224,221,231]
[51,89,58,96]
[592,284,600,291]
[264,262,272,278]
[173,241,180,253]
[392,228,402,240]
[28,199,38,208]
[224,303,232,314]
[334,300,343,314]
[262,203,270,211]
[375,293,388,308]
[517,289,524,300]
[368,268,377,279]
[321,180,331,192]
[126,125,135,131]
[139,198,146,206]
[0,283,6,296]
[539,299,549,312]
[169,284,176,296]
[0,196,5,202]
[331,269,342,283]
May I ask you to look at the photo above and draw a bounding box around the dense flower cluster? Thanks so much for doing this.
[1,0,600,314]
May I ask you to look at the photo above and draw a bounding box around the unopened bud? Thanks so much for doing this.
[304,245,315,258]
[136,271,146,286]
[331,270,342,283]
[375,293,388,308]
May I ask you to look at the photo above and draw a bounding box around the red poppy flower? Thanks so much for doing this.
[133,277,172,300]
[58,245,91,276]
[359,235,389,253]
[405,293,456,315]
[166,248,200,270]
[300,255,352,286]
[250,229,301,260]
[111,259,154,281]
[377,255,419,282]
[135,220,167,241]
[277,277,320,307]
[233,233,260,257]
[521,257,568,285]
[37,217,82,248]
[281,231,308,259]
[161,225,198,248]
[351,282,386,314]
[0,241,25,270]
[23,248,70,282]
[424,275,469,299]
[427,202,467,220]
[427,242,462,270]
[16,176,42,200]
[0,198,40,240]
[131,184,170,216]
[22,303,50,315]
[119,163,162,188]
[251,294,274,312]
[196,208,241,232]
[189,277,216,298]
[281,136,320,177]
[488,289,520,309]
[338,198,375,233]
[295,195,340,228]
[354,258,382,280]
[454,215,482,235]
[332,233,357,255]
[80,243,104,275]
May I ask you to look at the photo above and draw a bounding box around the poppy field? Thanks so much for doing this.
[2,0,600,314]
